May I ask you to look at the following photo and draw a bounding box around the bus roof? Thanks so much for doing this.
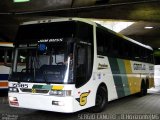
[21,17,152,50]
[0,42,13,48]
[21,17,96,26]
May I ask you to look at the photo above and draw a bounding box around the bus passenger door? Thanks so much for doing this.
[75,43,93,88]
[74,43,94,111]
[75,44,87,88]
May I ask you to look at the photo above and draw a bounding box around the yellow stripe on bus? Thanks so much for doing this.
[52,86,64,90]
[149,77,154,88]
[124,60,141,94]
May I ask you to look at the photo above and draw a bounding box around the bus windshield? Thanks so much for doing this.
[10,42,74,84]
[9,20,94,86]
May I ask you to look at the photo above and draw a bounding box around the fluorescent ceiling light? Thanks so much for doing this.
[144,26,153,29]
[13,0,30,3]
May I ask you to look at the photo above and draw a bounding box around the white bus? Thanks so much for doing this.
[8,18,154,113]
[0,42,13,91]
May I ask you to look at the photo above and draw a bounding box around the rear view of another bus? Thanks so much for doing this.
[0,42,13,93]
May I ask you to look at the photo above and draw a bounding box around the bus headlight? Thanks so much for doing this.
[9,87,19,92]
[49,90,72,96]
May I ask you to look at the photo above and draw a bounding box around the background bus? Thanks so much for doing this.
[8,18,154,113]
[0,42,13,95]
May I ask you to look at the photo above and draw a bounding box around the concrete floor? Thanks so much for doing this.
[0,88,160,120]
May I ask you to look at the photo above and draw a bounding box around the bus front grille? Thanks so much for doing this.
[20,88,49,94]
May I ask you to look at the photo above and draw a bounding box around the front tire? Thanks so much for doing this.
[89,86,108,113]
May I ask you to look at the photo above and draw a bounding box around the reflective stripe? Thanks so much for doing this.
[52,86,64,90]
[0,81,8,88]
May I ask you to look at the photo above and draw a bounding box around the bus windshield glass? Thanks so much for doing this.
[9,21,77,84]
[9,20,94,86]
[10,42,74,84]
[15,21,76,44]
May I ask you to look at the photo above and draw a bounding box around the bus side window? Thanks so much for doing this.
[5,49,12,64]
[87,46,93,80]
[96,28,104,55]
[111,37,119,57]
[0,49,12,65]
[75,45,88,88]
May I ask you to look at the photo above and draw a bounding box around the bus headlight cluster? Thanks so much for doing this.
[9,87,19,92]
[49,90,71,96]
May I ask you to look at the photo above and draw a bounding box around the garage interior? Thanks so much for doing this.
[0,0,160,119]
[1,0,160,61]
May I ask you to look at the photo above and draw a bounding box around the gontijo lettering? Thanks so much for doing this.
[133,63,146,70]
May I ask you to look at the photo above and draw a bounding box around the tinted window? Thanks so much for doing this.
[0,48,12,63]
[96,28,112,55]
[75,22,94,88]
[76,22,93,42]
[16,21,76,44]
[96,26,154,63]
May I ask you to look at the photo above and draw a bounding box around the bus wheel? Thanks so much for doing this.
[89,86,108,113]
[139,80,147,97]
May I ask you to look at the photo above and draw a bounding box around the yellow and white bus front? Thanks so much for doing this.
[8,20,95,113]
[8,40,78,113]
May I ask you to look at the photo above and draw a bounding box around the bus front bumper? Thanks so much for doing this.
[8,93,74,113]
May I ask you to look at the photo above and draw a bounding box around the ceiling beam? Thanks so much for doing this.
[7,1,160,22]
